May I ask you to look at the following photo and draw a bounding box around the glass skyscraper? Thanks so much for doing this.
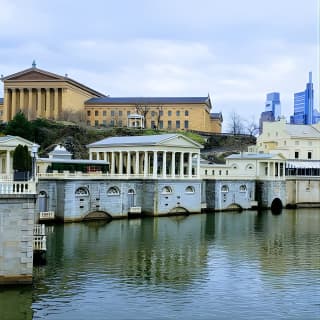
[290,72,314,124]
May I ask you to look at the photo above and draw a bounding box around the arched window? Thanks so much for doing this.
[221,185,229,193]
[205,169,208,175]
[128,189,135,195]
[107,186,120,196]
[212,170,215,175]
[185,186,195,193]
[39,191,48,198]
[161,186,173,194]
[240,185,247,192]
[231,163,238,170]
[246,163,254,171]
[75,187,89,196]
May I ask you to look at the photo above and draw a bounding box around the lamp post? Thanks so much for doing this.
[31,144,39,181]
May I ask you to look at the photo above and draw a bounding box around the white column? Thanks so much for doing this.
[162,151,167,178]
[153,151,158,178]
[127,151,131,175]
[188,152,193,178]
[197,152,200,178]
[119,151,123,174]
[273,162,275,178]
[267,162,270,177]
[171,152,175,177]
[180,152,184,177]
[135,151,139,175]
[6,150,10,178]
[144,151,148,177]
[111,151,115,174]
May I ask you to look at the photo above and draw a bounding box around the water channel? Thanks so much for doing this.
[1,209,320,320]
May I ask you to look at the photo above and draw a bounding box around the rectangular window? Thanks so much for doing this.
[151,111,156,117]
[151,120,156,129]
[127,111,130,115]
[94,120,99,126]
[185,110,189,116]
[103,111,107,116]
[87,110,91,116]
[111,110,115,117]
[119,110,123,117]
[95,110,99,116]
[159,120,163,129]
[295,151,299,159]
[176,120,180,129]
[184,120,189,129]
[168,120,172,129]
[119,120,123,126]
[159,110,163,116]
[87,120,91,126]
[176,110,180,116]
[308,152,312,159]
[110,120,114,127]
[102,120,107,126]
[168,110,172,116]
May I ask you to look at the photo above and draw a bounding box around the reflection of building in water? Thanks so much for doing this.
[40,216,209,288]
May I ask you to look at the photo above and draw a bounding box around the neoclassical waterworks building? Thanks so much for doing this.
[37,134,204,221]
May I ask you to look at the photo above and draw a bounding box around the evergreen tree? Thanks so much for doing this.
[5,111,34,140]
[13,144,32,172]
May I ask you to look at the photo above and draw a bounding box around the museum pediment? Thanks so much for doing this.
[4,69,62,82]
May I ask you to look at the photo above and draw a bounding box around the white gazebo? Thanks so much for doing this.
[87,134,203,178]
[0,135,39,180]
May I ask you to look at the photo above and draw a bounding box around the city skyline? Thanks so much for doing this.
[0,0,319,129]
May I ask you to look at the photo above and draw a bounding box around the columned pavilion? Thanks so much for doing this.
[87,134,203,179]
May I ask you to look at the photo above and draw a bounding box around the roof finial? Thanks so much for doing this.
[32,60,36,68]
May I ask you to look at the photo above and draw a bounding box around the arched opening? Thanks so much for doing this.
[107,186,120,196]
[83,211,112,221]
[38,190,48,212]
[161,186,173,194]
[75,187,90,196]
[271,198,283,214]
[226,203,243,211]
[128,188,136,207]
[169,206,189,215]
[185,186,195,194]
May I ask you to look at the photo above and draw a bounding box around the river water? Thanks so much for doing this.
[0,209,319,320]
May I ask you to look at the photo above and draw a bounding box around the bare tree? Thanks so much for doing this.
[228,111,245,134]
[245,116,260,136]
[135,104,150,128]
[156,105,163,130]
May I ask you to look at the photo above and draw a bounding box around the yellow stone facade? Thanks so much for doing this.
[0,64,222,133]
[85,100,222,132]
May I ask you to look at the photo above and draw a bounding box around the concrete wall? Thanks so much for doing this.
[0,194,36,284]
[286,179,320,206]
[38,179,202,220]
[256,180,286,208]
[205,180,255,210]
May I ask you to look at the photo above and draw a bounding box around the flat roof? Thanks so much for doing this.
[86,96,211,106]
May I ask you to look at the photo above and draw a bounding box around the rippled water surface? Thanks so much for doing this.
[1,209,320,319]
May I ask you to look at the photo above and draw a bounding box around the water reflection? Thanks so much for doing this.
[4,209,320,319]
[0,287,32,320]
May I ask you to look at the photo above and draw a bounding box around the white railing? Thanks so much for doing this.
[0,181,37,194]
[129,206,142,214]
[38,172,200,180]
[33,236,47,251]
[34,224,46,236]
[39,211,55,220]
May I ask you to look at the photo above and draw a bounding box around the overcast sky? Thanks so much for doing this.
[0,0,319,130]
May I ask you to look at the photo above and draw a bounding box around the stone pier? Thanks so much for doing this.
[0,194,36,285]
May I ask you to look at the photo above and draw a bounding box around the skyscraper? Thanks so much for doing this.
[265,92,281,120]
[290,72,314,124]
[259,92,281,133]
